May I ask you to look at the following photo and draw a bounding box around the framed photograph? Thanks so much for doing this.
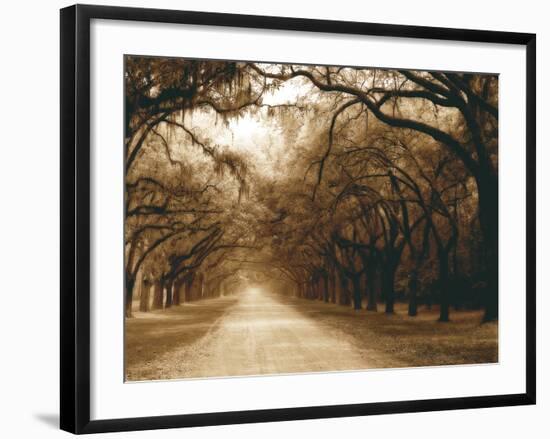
[60,4,536,434]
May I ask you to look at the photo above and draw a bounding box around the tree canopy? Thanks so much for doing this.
[124,56,499,323]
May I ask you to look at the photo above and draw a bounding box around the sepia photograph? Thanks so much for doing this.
[124,56,499,382]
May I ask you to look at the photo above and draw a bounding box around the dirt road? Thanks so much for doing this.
[126,288,392,381]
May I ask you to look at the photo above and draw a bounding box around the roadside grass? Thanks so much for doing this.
[124,295,238,381]
[292,298,498,368]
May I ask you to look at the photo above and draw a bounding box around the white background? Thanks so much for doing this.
[0,0,547,438]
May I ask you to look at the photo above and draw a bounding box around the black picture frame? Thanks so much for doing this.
[60,4,536,434]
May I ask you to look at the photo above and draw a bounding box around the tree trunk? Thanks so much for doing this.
[172,278,181,305]
[152,279,164,309]
[383,262,397,314]
[322,272,329,303]
[199,273,205,299]
[351,274,362,310]
[476,170,499,322]
[408,270,418,317]
[139,280,150,312]
[339,276,350,306]
[185,274,193,302]
[438,250,450,322]
[329,270,336,303]
[165,278,173,308]
[125,274,135,317]
[366,266,378,311]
